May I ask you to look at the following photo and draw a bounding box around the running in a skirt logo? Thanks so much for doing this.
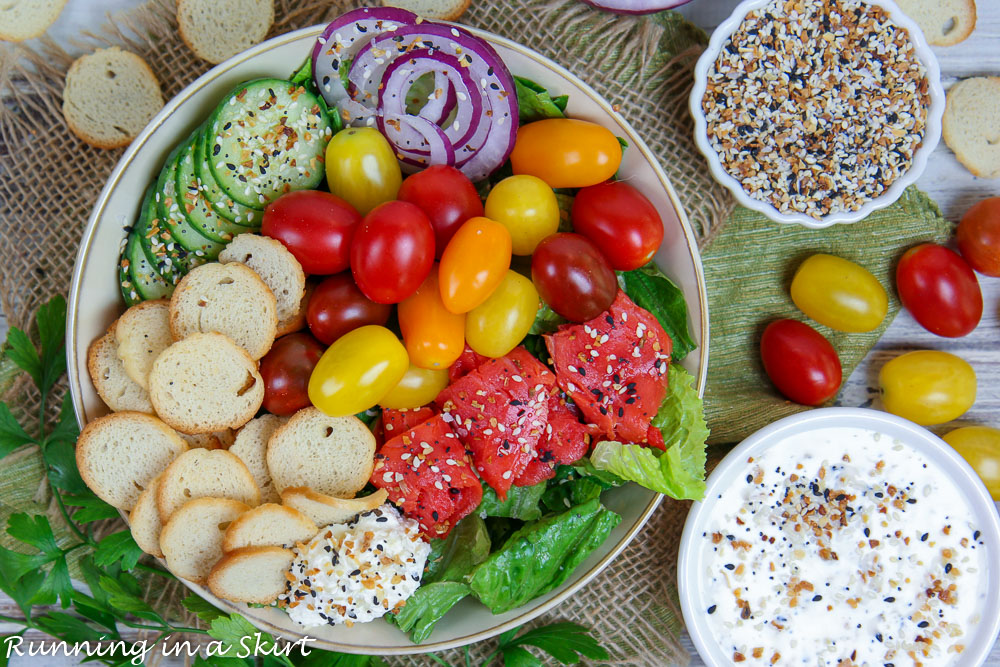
[2,633,316,664]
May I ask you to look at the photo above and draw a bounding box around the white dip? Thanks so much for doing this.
[700,427,988,665]
[278,504,430,627]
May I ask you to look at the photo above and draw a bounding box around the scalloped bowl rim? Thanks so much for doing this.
[689,0,945,229]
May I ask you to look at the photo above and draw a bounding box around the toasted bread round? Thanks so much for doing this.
[222,503,317,552]
[76,412,187,510]
[178,429,235,450]
[0,0,68,41]
[157,448,260,522]
[207,545,294,604]
[219,234,305,328]
[943,77,1000,179]
[159,497,250,584]
[169,262,277,360]
[229,414,287,503]
[266,408,376,497]
[62,47,163,149]
[114,299,172,390]
[280,487,389,529]
[276,281,312,337]
[148,332,264,434]
[177,0,275,65]
[380,0,470,21]
[87,332,154,414]
[129,474,164,557]
[895,0,976,46]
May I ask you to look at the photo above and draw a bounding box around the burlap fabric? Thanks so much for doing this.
[0,0,952,665]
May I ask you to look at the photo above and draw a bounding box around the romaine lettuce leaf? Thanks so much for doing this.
[478,482,547,521]
[619,264,696,361]
[541,475,603,514]
[388,581,470,643]
[468,498,620,613]
[514,76,568,123]
[422,514,490,585]
[591,365,707,500]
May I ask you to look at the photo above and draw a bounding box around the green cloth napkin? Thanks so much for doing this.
[701,186,954,445]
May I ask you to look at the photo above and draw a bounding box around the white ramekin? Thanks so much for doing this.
[689,0,945,229]
[678,408,1000,666]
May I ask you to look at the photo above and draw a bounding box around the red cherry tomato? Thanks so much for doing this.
[957,197,1000,277]
[397,165,484,258]
[571,182,664,271]
[350,200,435,304]
[259,332,325,415]
[760,319,842,406]
[261,190,361,275]
[531,233,617,322]
[896,244,982,338]
[306,273,392,345]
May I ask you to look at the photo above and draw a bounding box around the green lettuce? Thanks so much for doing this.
[619,264,697,361]
[389,581,470,643]
[478,482,547,521]
[514,76,568,123]
[591,365,707,500]
[528,302,566,335]
[468,499,620,613]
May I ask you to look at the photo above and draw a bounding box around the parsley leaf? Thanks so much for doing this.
[183,594,227,623]
[98,574,165,624]
[62,493,118,524]
[0,403,34,458]
[3,328,41,390]
[35,296,67,394]
[7,513,61,557]
[498,622,609,665]
[93,531,143,571]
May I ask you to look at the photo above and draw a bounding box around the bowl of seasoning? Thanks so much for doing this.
[690,0,945,228]
[678,408,1000,666]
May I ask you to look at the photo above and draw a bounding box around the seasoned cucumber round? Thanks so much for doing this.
[175,135,253,243]
[154,147,225,263]
[194,125,263,226]
[121,187,173,303]
[207,78,333,208]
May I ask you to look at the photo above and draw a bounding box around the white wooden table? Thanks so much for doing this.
[1,0,998,664]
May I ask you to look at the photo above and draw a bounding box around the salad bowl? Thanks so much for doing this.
[67,23,709,654]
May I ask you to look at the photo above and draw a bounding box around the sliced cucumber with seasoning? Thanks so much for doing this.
[121,187,173,303]
[195,125,264,226]
[175,134,251,243]
[155,146,225,263]
[207,78,333,208]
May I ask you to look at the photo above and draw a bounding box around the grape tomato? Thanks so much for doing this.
[531,233,616,322]
[484,175,560,256]
[957,197,1000,277]
[896,244,982,338]
[307,273,392,345]
[308,325,409,417]
[465,270,540,358]
[350,200,435,304]
[261,190,361,275]
[438,217,512,314]
[571,181,663,271]
[790,254,887,333]
[397,165,484,258]
[259,332,325,416]
[510,118,622,189]
[878,350,976,426]
[398,266,466,370]
[760,319,842,406]
[325,127,402,215]
[943,426,1000,500]
[379,364,450,410]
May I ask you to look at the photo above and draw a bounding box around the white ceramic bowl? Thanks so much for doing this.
[67,24,710,655]
[678,408,1000,666]
[689,0,945,229]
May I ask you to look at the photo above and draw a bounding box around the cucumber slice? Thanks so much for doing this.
[122,187,173,303]
[155,148,225,262]
[119,234,141,307]
[207,78,332,208]
[175,136,252,242]
[195,125,264,226]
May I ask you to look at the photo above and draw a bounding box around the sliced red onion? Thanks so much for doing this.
[355,23,518,182]
[381,113,456,172]
[579,0,694,14]
[311,7,417,108]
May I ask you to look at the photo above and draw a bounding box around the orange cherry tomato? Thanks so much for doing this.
[398,266,466,369]
[509,119,622,189]
[438,217,512,314]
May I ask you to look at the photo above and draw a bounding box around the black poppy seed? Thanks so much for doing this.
[884,597,895,603]
[945,563,952,574]
[724,563,735,570]
[921,533,929,541]
[707,605,717,614]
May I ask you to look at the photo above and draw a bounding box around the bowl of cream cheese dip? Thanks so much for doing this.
[678,408,1000,666]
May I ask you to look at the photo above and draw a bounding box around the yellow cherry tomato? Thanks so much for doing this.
[466,270,540,358]
[308,325,408,417]
[790,254,888,333]
[398,266,466,369]
[484,175,560,255]
[438,217,512,313]
[509,119,622,189]
[379,364,450,410]
[878,350,976,426]
[943,426,1000,500]
[325,127,402,215]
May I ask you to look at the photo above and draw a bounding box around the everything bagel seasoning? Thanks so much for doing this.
[702,0,930,219]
